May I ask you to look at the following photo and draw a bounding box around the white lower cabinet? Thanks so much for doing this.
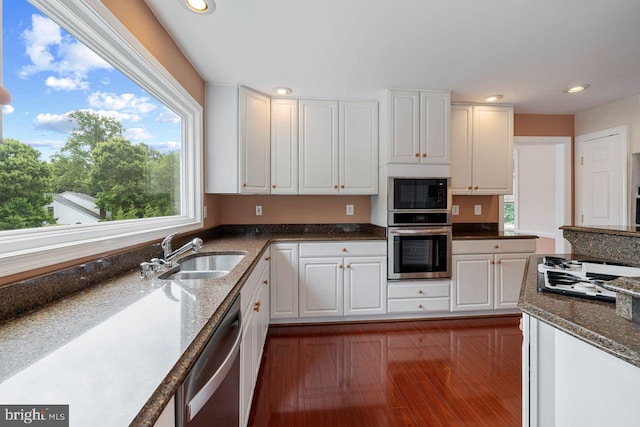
[240,248,270,427]
[451,239,535,312]
[270,243,299,319]
[387,280,450,314]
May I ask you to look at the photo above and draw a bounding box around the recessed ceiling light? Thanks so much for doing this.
[273,87,293,96]
[564,84,590,94]
[181,0,215,14]
[481,94,503,103]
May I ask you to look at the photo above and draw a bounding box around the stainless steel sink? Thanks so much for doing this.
[159,252,245,280]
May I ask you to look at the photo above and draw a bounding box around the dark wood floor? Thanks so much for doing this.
[249,316,522,427]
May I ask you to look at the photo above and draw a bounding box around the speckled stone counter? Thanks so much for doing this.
[453,222,537,240]
[518,254,640,368]
[562,225,640,265]
[0,228,385,427]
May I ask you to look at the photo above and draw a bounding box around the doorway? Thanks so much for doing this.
[575,126,628,227]
[513,137,572,253]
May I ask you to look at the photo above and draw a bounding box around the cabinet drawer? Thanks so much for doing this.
[453,239,536,255]
[388,281,449,299]
[241,248,271,315]
[388,298,449,313]
[299,241,386,257]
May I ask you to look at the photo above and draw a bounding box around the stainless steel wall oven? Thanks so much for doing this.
[388,177,452,280]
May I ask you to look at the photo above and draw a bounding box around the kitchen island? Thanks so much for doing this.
[519,250,640,426]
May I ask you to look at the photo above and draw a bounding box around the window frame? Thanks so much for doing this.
[0,0,203,278]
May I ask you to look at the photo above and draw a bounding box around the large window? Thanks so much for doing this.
[0,0,203,278]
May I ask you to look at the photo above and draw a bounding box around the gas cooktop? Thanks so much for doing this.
[537,256,640,303]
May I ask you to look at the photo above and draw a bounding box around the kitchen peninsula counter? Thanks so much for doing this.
[0,226,384,427]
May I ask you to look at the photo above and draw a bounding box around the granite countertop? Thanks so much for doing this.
[0,230,384,427]
[452,230,537,240]
[518,254,640,368]
[561,225,640,237]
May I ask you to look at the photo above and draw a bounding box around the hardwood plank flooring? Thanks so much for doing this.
[249,316,522,426]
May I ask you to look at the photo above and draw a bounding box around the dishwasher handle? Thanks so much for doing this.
[186,322,242,422]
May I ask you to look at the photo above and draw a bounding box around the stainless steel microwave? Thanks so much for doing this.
[387,177,451,225]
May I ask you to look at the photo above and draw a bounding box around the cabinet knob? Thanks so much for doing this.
[253,302,261,312]
[341,184,345,189]
[422,153,427,158]
[497,260,502,264]
[418,304,424,309]
[263,279,269,285]
[265,256,271,261]
[346,264,351,269]
[474,186,479,190]
[334,185,338,189]
[339,264,343,269]
[468,186,472,190]
[494,245,499,249]
[342,247,348,252]
[491,260,495,265]
[272,184,276,188]
[418,289,424,295]
[415,153,420,158]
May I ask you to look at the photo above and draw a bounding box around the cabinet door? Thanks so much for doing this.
[494,253,528,309]
[299,257,343,317]
[299,100,339,194]
[256,270,270,362]
[419,91,450,164]
[339,101,378,194]
[270,243,299,319]
[451,254,493,311]
[239,87,271,194]
[240,301,258,427]
[344,256,386,316]
[472,105,514,195]
[388,90,420,164]
[270,99,298,194]
[450,104,473,195]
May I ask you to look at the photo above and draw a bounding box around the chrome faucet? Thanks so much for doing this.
[140,233,204,278]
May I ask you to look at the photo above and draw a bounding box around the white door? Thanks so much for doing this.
[419,91,450,164]
[494,254,528,309]
[576,126,628,226]
[450,105,473,194]
[388,90,420,163]
[239,87,270,194]
[299,257,343,317]
[472,105,513,195]
[514,137,572,253]
[451,254,493,311]
[270,99,298,194]
[339,101,378,194]
[343,256,386,315]
[299,100,339,194]
[270,243,299,319]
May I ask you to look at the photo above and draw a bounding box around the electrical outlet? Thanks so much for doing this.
[346,204,354,215]
[452,205,459,215]
[256,205,262,216]
[474,204,482,215]
[203,205,208,219]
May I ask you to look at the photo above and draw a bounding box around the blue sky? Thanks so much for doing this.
[2,1,181,161]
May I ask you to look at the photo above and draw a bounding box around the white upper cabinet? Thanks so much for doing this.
[299,99,340,194]
[450,104,514,195]
[205,84,270,194]
[270,99,298,194]
[388,89,450,164]
[240,87,271,193]
[339,101,378,194]
[299,99,378,194]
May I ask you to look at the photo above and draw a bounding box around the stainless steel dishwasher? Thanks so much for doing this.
[176,295,241,427]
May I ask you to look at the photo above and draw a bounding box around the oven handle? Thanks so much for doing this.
[389,227,451,235]
[186,320,242,422]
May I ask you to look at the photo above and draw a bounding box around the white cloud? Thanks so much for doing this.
[26,138,65,150]
[155,107,181,124]
[3,105,15,115]
[147,140,181,152]
[87,92,157,116]
[19,14,112,84]
[45,76,89,91]
[34,112,75,133]
[100,77,110,86]
[124,127,152,141]
[89,109,141,123]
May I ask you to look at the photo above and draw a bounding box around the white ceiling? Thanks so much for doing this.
[144,0,640,114]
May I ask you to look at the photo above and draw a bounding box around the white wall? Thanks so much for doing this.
[575,94,640,153]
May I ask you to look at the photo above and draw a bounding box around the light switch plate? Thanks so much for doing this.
[346,204,354,215]
[256,205,262,216]
[452,205,459,215]
[474,204,482,215]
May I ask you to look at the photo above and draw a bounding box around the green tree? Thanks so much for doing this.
[50,111,124,195]
[0,139,56,230]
